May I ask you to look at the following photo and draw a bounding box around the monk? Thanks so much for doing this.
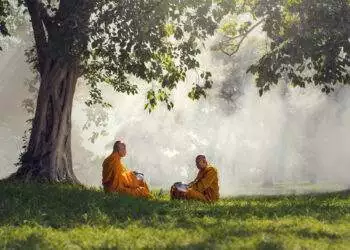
[171,155,219,202]
[102,141,151,198]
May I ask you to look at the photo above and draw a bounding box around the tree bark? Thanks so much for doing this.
[12,57,79,183]
[5,0,95,184]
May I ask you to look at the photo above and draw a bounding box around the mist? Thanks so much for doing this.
[1,29,350,196]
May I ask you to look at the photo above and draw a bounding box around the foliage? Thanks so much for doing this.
[17,0,234,112]
[7,0,350,110]
[219,0,350,96]
[0,0,28,51]
[0,183,350,249]
[0,0,10,50]
[85,0,228,111]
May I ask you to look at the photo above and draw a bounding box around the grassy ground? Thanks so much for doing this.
[0,183,349,249]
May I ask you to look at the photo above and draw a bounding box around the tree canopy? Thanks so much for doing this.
[4,0,350,100]
[20,0,234,111]
[219,0,350,95]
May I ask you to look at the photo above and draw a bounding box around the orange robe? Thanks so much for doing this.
[171,165,219,202]
[102,152,151,198]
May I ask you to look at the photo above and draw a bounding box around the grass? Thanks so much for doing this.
[0,183,349,249]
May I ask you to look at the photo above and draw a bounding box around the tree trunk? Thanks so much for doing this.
[12,57,79,183]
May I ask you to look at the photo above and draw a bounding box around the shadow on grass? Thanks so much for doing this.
[0,182,349,229]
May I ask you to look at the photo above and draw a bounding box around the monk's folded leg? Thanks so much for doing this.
[124,171,150,192]
[139,180,150,192]
[132,187,151,198]
[185,188,208,202]
[118,172,151,198]
[121,171,138,188]
[119,186,151,198]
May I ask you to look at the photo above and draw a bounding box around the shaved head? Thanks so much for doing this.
[113,140,127,157]
[113,141,122,152]
[196,155,206,163]
[196,155,207,169]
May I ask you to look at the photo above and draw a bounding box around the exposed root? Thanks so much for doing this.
[1,164,81,185]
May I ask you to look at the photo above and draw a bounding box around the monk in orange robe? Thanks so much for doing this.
[102,141,151,198]
[171,155,219,202]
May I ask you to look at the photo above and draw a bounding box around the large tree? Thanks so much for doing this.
[8,0,233,183]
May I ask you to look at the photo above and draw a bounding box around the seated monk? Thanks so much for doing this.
[102,140,151,198]
[171,155,219,202]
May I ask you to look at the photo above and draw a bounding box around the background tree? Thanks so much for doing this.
[217,0,350,186]
[8,0,233,183]
[219,0,350,95]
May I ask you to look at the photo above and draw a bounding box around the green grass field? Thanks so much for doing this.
[0,183,349,249]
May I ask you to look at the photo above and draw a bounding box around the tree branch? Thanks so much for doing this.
[220,19,264,56]
[25,0,48,76]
